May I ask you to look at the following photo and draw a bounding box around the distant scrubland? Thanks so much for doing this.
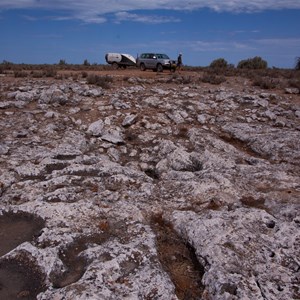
[1,56,299,91]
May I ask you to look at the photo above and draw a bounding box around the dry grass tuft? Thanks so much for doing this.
[150,213,205,300]
[201,72,226,85]
[240,196,266,209]
[176,125,189,138]
[86,74,113,89]
[14,70,28,78]
[252,76,279,89]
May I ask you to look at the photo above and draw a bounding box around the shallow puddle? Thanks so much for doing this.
[0,211,45,257]
[0,253,46,300]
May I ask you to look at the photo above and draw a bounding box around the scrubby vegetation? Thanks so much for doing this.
[86,74,113,88]
[237,56,268,69]
[209,58,228,69]
[201,71,226,85]
[295,57,300,70]
[83,59,90,66]
[1,57,299,92]
[58,59,67,66]
[252,76,279,90]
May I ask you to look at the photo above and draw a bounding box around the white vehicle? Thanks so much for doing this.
[105,53,136,69]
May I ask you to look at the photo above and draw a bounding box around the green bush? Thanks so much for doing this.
[237,56,268,69]
[58,59,67,66]
[83,59,90,66]
[295,57,300,70]
[209,58,228,69]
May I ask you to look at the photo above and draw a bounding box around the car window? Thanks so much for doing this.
[159,54,169,59]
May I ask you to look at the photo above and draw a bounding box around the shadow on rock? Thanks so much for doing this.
[51,233,111,288]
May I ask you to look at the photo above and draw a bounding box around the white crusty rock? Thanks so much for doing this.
[0,75,299,300]
[101,129,124,144]
[156,147,202,176]
[285,87,299,94]
[197,114,208,124]
[87,119,104,136]
[122,113,138,127]
[171,208,299,300]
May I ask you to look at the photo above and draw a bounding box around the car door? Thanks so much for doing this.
[147,53,156,69]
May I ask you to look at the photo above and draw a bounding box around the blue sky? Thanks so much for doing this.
[0,1,300,68]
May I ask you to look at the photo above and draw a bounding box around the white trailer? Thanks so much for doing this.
[105,53,136,69]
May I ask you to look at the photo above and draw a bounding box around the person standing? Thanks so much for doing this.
[177,53,183,72]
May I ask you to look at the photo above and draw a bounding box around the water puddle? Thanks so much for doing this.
[0,211,45,257]
[0,252,46,300]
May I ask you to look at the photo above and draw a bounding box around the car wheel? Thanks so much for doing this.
[140,63,146,71]
[112,62,119,70]
[157,64,163,72]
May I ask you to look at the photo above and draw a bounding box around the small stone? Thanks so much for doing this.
[285,88,299,94]
[122,114,138,127]
[87,120,104,136]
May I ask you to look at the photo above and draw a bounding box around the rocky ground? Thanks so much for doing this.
[0,69,299,300]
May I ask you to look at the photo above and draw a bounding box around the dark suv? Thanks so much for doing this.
[136,53,175,72]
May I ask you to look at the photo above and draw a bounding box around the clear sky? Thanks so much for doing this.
[0,1,300,68]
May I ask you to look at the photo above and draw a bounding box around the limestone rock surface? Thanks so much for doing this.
[0,73,299,300]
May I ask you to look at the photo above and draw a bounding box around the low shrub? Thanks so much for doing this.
[44,68,57,77]
[295,57,300,70]
[81,71,88,78]
[202,73,226,85]
[237,56,268,69]
[14,70,28,78]
[252,76,279,89]
[210,58,228,69]
[176,125,189,138]
[83,59,90,66]
[58,59,67,66]
[71,73,79,80]
[86,74,113,88]
[31,71,44,78]
[288,79,300,89]
[181,75,193,84]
